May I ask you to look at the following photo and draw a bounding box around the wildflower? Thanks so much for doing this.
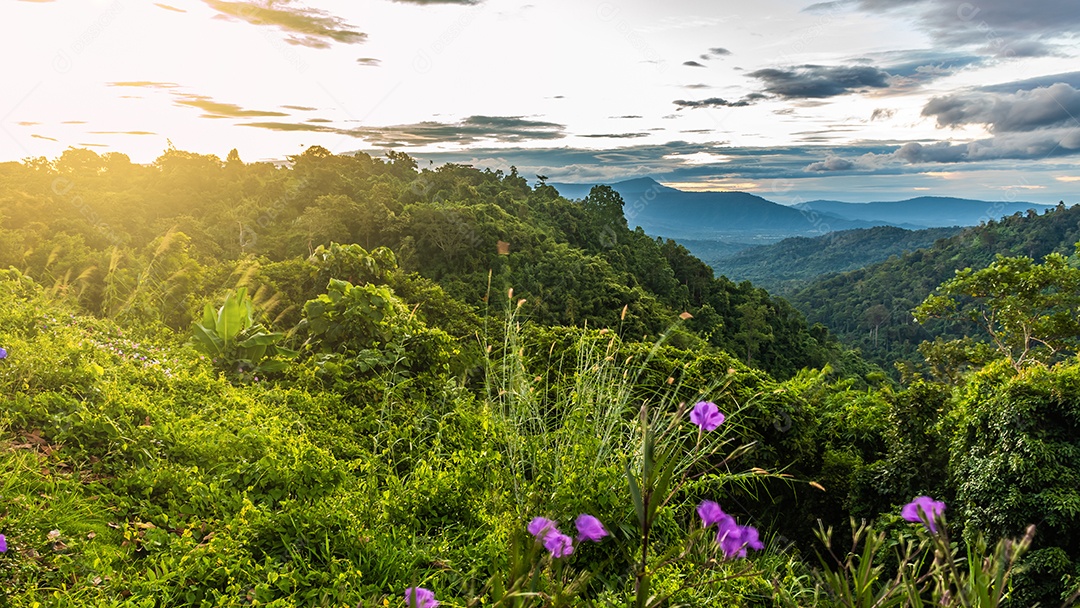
[404,587,438,608]
[901,496,946,533]
[717,521,764,559]
[698,500,726,527]
[575,514,608,542]
[544,530,574,558]
[689,401,725,431]
[527,517,557,540]
[0,534,6,553]
[0,346,7,360]
[700,500,763,559]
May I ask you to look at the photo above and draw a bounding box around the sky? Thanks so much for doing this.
[2,0,1079,202]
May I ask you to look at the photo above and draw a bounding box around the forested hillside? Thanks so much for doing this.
[787,203,1080,369]
[2,148,1080,607]
[705,225,963,294]
[0,147,855,380]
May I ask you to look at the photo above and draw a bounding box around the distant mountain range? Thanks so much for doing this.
[796,197,1056,229]
[552,178,1053,241]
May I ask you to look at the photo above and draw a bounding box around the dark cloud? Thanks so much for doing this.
[845,0,1080,58]
[895,131,1080,162]
[870,108,895,121]
[923,83,1080,132]
[891,141,968,163]
[242,115,565,146]
[356,57,381,66]
[872,52,985,87]
[682,84,711,89]
[748,65,892,98]
[806,156,858,171]
[683,60,706,68]
[979,71,1080,94]
[709,47,731,56]
[174,94,290,119]
[807,129,1080,171]
[240,121,333,132]
[201,0,366,48]
[610,115,643,119]
[673,97,753,109]
[346,115,565,146]
[579,133,650,139]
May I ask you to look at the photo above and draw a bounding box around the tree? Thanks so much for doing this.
[862,304,889,348]
[914,251,1080,369]
[734,302,773,365]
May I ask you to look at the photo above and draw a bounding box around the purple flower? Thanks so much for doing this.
[0,534,6,553]
[689,401,725,431]
[575,514,608,542]
[717,522,764,559]
[698,500,726,527]
[0,347,7,360]
[528,517,557,540]
[544,530,574,558]
[404,587,438,608]
[901,496,946,533]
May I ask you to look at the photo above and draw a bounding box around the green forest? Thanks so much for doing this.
[1,147,1079,607]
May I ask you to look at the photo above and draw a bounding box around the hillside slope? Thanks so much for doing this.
[704,225,963,294]
[787,203,1080,368]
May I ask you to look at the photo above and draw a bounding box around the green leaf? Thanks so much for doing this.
[626,462,644,527]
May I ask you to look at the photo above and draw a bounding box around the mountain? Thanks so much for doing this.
[786,202,1079,370]
[796,197,1055,228]
[701,225,964,295]
[552,178,887,241]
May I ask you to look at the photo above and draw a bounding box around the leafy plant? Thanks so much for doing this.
[191,287,295,380]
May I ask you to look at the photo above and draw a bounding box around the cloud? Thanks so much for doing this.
[356,57,381,66]
[154,3,186,12]
[923,83,1080,132]
[173,94,290,119]
[979,71,1080,94]
[240,121,333,132]
[870,108,895,121]
[807,128,1080,171]
[683,60,706,68]
[708,47,731,56]
[844,0,1080,58]
[579,133,650,139]
[748,65,892,98]
[805,153,885,171]
[108,81,180,89]
[673,97,753,109]
[201,0,366,48]
[242,115,566,146]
